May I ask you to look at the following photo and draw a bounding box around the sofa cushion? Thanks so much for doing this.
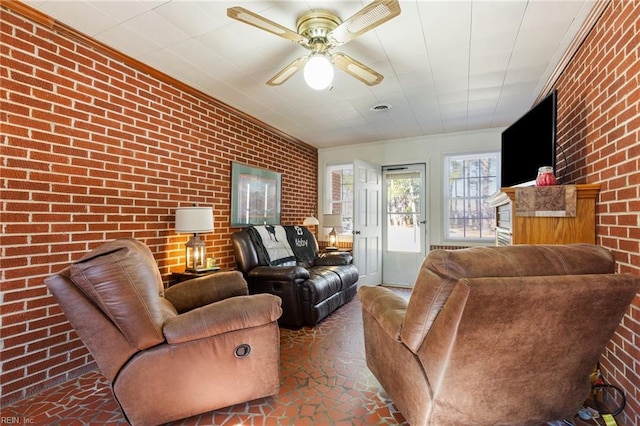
[328,264,359,288]
[302,268,344,304]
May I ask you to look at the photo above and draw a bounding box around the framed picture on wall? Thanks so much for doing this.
[231,162,282,227]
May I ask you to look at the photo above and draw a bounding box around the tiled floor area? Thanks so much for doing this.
[3,287,411,425]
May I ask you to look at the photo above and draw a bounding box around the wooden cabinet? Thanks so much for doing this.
[490,184,600,245]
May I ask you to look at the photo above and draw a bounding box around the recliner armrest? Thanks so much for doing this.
[247,265,310,281]
[315,252,353,266]
[163,293,282,344]
[358,286,407,341]
[164,271,248,313]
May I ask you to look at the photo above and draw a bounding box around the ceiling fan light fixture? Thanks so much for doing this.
[228,1,400,89]
[303,54,334,90]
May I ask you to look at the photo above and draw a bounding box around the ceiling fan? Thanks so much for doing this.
[227,0,401,90]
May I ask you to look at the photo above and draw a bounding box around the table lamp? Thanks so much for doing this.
[323,214,342,250]
[175,206,214,272]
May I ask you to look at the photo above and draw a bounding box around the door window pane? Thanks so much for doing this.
[386,170,421,252]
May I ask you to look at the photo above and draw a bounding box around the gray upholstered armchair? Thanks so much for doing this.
[359,244,639,425]
[45,238,282,426]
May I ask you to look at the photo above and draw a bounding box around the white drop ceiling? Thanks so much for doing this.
[23,0,601,148]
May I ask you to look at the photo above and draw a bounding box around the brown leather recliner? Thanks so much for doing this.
[45,238,282,426]
[359,244,640,425]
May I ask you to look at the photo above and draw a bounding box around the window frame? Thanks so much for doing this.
[443,151,500,243]
[324,163,354,239]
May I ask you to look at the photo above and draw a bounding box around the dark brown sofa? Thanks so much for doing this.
[359,244,640,425]
[232,225,359,327]
[45,238,282,426]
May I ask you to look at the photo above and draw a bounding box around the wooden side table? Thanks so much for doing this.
[167,268,221,287]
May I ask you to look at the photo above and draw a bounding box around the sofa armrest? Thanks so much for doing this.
[164,271,248,314]
[358,286,407,341]
[163,293,282,344]
[247,265,310,281]
[315,252,352,266]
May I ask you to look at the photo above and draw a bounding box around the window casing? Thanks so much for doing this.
[325,164,353,237]
[444,152,499,241]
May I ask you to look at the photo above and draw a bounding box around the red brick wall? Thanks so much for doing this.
[0,5,317,405]
[555,1,640,424]
[2,0,640,418]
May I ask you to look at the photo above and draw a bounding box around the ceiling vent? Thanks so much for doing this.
[370,103,391,112]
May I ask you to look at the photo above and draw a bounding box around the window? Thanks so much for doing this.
[326,164,353,236]
[445,152,499,241]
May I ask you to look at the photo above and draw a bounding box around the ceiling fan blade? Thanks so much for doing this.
[227,7,308,44]
[327,0,401,46]
[267,56,309,86]
[332,53,384,86]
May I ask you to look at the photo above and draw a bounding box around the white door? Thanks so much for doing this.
[353,159,382,286]
[382,164,428,286]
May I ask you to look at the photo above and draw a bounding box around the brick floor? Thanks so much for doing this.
[3,288,412,425]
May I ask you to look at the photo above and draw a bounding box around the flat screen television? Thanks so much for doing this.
[501,90,557,187]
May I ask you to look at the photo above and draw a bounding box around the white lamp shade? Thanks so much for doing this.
[303,216,320,226]
[175,207,214,233]
[303,54,334,90]
[323,214,343,228]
